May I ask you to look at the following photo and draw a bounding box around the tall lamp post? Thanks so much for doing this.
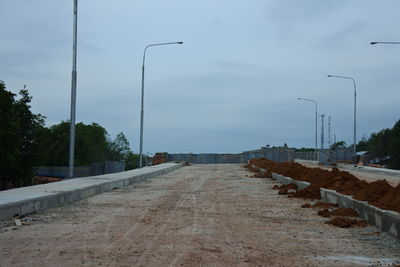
[327,75,357,165]
[139,42,183,168]
[68,0,78,178]
[371,41,400,45]
[297,98,318,160]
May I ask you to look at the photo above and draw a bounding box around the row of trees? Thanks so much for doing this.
[35,122,139,170]
[357,119,400,169]
[0,81,140,190]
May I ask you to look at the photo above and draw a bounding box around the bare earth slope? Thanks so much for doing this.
[1,164,399,266]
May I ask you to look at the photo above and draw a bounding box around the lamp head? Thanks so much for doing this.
[327,75,332,77]
[177,41,183,44]
[370,42,377,45]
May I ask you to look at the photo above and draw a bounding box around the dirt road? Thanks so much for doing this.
[1,164,399,266]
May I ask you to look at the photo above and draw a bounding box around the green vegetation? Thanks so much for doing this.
[0,81,140,190]
[357,120,400,169]
[35,122,140,169]
[0,81,45,189]
[329,141,347,150]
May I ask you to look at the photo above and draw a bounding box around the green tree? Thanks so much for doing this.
[108,132,131,161]
[125,152,140,170]
[330,141,347,150]
[36,121,110,166]
[356,119,400,169]
[0,81,45,190]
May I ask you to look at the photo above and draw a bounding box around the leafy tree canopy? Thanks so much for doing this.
[0,81,45,189]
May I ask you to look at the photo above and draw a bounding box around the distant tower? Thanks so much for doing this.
[334,133,337,144]
[328,116,332,148]
[321,114,325,149]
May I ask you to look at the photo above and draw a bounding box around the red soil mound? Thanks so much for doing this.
[245,158,400,213]
[318,209,330,217]
[277,183,297,195]
[325,217,368,228]
[330,208,359,217]
[312,201,339,209]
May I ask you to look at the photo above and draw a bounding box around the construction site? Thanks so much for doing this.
[1,156,400,266]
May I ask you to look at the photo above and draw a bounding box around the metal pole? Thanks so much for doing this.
[315,102,318,160]
[68,0,78,178]
[353,79,357,166]
[371,41,400,45]
[321,114,325,150]
[139,52,146,168]
[139,42,183,168]
[327,75,357,165]
[297,97,318,160]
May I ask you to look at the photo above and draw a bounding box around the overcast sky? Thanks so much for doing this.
[1,1,399,154]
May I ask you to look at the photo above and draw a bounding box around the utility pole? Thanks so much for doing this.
[68,0,78,178]
[321,114,325,150]
[328,115,331,148]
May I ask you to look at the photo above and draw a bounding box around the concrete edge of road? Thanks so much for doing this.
[321,188,400,238]
[271,172,400,238]
[337,163,400,178]
[294,159,319,166]
[0,162,184,221]
[271,173,311,190]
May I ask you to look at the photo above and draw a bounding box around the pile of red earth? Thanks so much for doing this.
[33,176,63,185]
[245,158,400,213]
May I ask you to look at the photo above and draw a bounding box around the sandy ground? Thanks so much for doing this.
[300,163,400,187]
[1,164,399,266]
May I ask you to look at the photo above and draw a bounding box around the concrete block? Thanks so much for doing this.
[271,173,310,190]
[321,188,400,238]
[294,159,319,166]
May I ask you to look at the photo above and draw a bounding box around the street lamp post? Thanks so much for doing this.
[139,42,183,168]
[371,41,400,45]
[68,0,78,178]
[327,75,357,165]
[297,98,318,160]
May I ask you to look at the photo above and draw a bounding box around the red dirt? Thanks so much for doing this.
[330,208,359,217]
[311,201,339,209]
[277,183,297,195]
[33,176,63,185]
[245,158,400,213]
[317,208,359,218]
[325,217,369,228]
[318,209,331,217]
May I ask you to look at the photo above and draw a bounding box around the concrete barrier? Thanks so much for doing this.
[0,162,183,220]
[337,163,400,178]
[321,188,400,238]
[270,172,400,238]
[294,159,319,166]
[271,173,310,190]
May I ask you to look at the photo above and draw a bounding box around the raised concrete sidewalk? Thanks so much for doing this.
[0,162,183,220]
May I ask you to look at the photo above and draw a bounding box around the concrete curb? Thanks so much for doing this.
[337,163,400,178]
[0,162,183,220]
[271,172,400,238]
[294,159,319,166]
[271,173,310,190]
[321,188,400,238]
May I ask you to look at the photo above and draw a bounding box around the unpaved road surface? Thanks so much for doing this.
[1,164,399,266]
